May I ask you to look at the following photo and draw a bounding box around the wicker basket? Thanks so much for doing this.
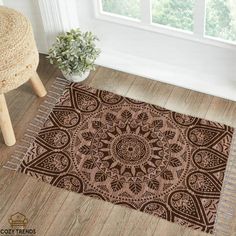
[0,6,39,94]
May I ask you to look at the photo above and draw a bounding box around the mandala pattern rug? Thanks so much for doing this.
[5,78,236,235]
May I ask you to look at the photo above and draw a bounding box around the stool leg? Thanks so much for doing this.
[0,94,16,146]
[29,73,47,97]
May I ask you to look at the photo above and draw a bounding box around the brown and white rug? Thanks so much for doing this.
[5,78,236,235]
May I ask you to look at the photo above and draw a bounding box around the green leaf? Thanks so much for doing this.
[47,28,100,75]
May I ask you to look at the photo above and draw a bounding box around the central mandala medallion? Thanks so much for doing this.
[72,103,190,201]
[111,134,150,165]
[89,121,171,181]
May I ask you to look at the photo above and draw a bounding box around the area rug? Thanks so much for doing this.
[4,78,236,235]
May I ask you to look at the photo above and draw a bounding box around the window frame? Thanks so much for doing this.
[94,0,236,50]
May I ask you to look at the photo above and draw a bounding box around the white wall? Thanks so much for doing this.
[2,0,48,53]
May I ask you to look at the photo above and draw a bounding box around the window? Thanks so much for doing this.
[97,0,236,46]
[152,0,195,32]
[205,0,236,42]
[101,0,141,20]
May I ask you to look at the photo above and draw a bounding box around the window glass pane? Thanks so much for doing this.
[205,0,236,42]
[101,0,141,19]
[152,0,195,32]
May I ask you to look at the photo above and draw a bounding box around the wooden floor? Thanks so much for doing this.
[0,54,236,236]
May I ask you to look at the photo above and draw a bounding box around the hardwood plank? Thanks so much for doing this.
[45,193,114,236]
[86,66,136,96]
[0,170,29,222]
[97,207,159,236]
[0,175,68,236]
[205,96,236,126]
[125,76,175,106]
[164,86,213,118]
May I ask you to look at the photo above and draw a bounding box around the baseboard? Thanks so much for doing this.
[96,50,236,102]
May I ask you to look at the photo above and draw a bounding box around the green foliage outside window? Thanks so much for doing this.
[152,0,194,32]
[102,0,141,19]
[205,0,236,42]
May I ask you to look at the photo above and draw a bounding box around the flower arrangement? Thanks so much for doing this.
[47,29,100,80]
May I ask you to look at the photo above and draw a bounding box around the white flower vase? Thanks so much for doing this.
[62,70,90,82]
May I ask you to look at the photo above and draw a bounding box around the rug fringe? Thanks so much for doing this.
[214,131,236,236]
[3,77,69,171]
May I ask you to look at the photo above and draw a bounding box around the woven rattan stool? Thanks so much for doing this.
[0,7,47,146]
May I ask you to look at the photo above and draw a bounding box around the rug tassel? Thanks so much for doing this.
[3,77,69,171]
[214,131,236,236]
